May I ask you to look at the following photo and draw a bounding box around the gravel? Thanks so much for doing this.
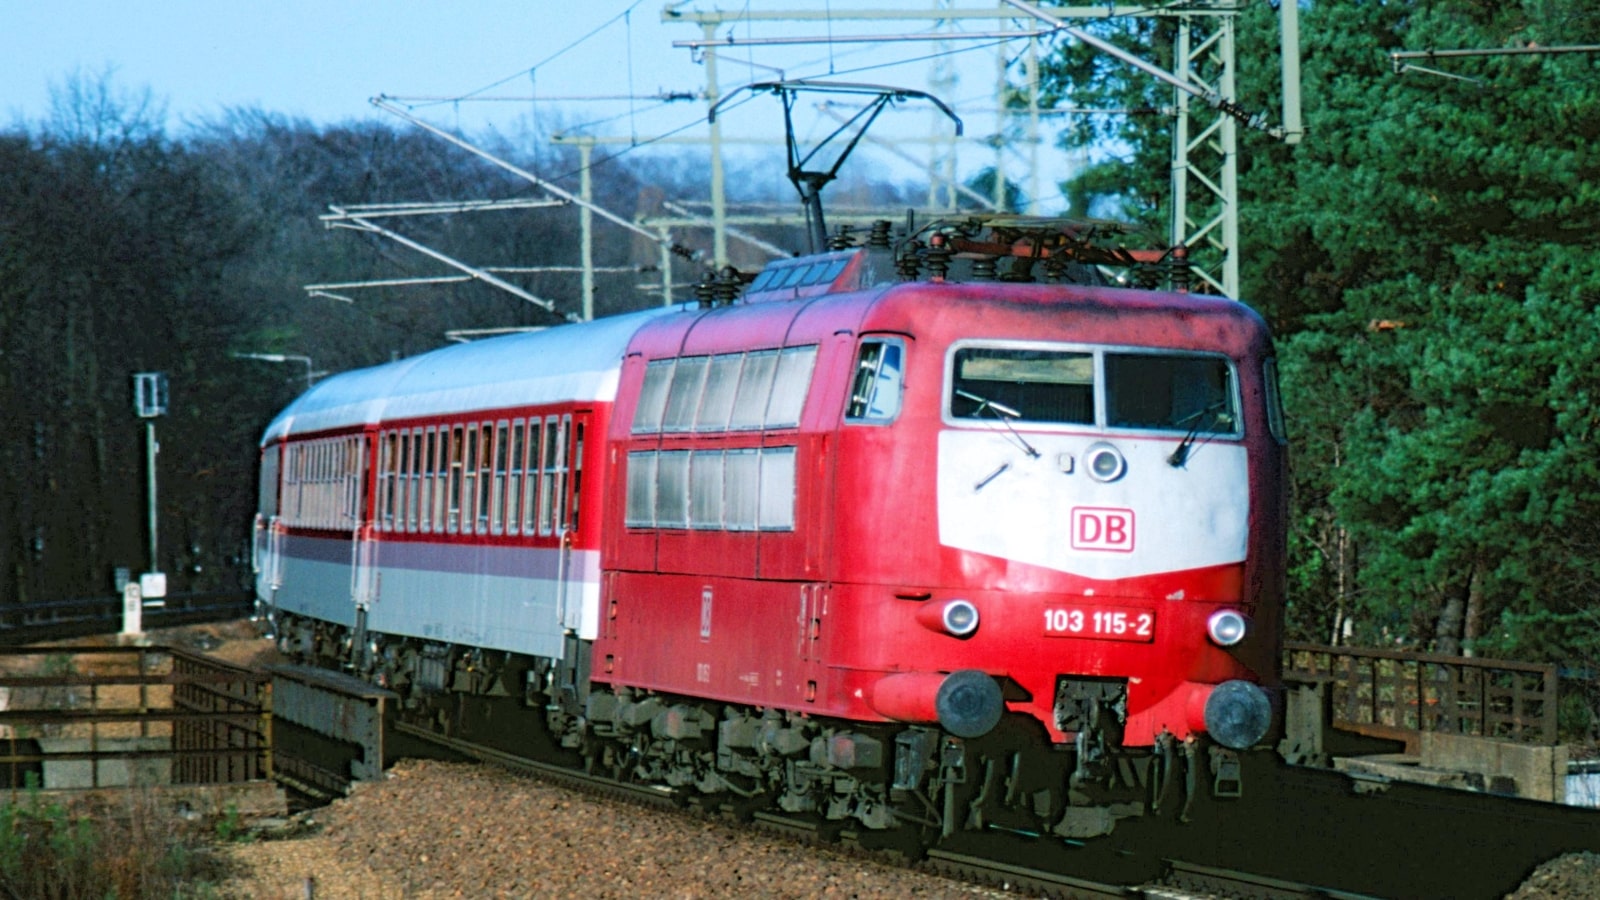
[220,759,1010,899]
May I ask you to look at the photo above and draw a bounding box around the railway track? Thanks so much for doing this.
[256,660,1595,899]
[378,718,1380,899]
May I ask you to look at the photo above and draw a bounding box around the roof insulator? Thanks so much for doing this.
[713,266,742,302]
[896,239,924,281]
[924,233,952,281]
[828,225,857,251]
[694,270,717,306]
[868,220,893,248]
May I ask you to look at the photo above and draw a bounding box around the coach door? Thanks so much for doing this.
[554,412,589,633]
[348,434,378,611]
[252,444,284,598]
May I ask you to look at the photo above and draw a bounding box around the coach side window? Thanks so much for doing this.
[379,432,396,531]
[448,426,465,533]
[845,339,904,423]
[425,427,442,533]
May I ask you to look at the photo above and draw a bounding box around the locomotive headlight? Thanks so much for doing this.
[915,598,981,638]
[942,599,980,637]
[1206,609,1249,647]
[1084,442,1126,482]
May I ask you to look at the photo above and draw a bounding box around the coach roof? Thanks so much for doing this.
[261,307,676,445]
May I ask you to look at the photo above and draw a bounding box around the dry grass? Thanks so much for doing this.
[0,783,234,899]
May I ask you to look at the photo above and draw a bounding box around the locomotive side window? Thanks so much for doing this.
[656,450,690,528]
[1264,358,1287,445]
[723,448,760,530]
[845,339,904,422]
[952,348,1094,425]
[689,449,724,528]
[758,447,797,530]
[695,354,744,432]
[729,351,779,430]
[624,446,795,532]
[632,346,819,434]
[765,346,818,428]
[661,356,709,433]
[1105,353,1237,435]
[632,359,674,434]
[625,451,658,527]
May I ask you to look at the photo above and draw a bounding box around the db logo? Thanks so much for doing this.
[1072,507,1135,552]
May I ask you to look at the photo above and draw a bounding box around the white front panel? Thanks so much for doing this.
[937,428,1248,581]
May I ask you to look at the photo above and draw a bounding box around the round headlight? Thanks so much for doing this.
[1084,442,1127,483]
[1206,609,1248,647]
[942,599,980,637]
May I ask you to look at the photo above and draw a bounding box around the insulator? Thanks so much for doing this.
[694,270,717,306]
[924,233,952,281]
[828,225,856,251]
[1170,245,1191,294]
[867,220,893,248]
[713,265,742,302]
[970,257,998,281]
[897,240,924,281]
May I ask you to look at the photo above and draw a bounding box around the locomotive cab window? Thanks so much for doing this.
[951,348,1093,425]
[846,339,904,423]
[1105,353,1238,435]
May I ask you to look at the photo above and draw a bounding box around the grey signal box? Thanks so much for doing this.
[133,372,168,418]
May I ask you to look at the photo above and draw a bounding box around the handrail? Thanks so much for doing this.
[1284,641,1559,744]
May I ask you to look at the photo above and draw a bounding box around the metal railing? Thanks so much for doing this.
[0,644,272,795]
[1284,642,1559,744]
[0,591,252,646]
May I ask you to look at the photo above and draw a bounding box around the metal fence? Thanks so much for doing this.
[0,644,271,795]
[0,591,252,646]
[1284,642,1559,744]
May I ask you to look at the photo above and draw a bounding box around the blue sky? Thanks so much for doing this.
[3,2,1071,209]
[3,2,701,132]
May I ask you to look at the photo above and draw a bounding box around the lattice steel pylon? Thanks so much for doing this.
[1172,8,1241,297]
[1005,0,1302,299]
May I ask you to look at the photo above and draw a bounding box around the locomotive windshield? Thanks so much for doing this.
[951,348,1093,424]
[949,345,1238,434]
